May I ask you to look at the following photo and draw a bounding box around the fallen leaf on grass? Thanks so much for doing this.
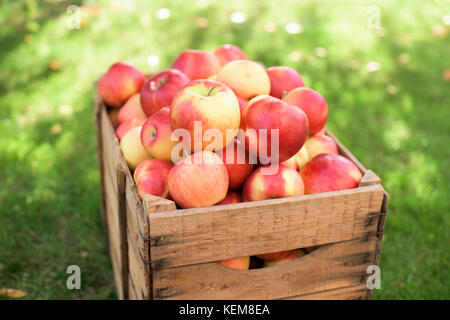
[0,288,27,298]
[50,123,62,134]
[49,60,62,70]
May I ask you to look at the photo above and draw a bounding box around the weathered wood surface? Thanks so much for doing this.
[152,236,379,300]
[147,184,385,269]
[125,172,152,300]
[284,283,369,300]
[99,104,126,299]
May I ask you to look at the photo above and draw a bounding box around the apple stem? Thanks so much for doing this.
[282,90,287,100]
[207,86,216,97]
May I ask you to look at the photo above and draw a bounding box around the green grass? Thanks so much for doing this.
[0,0,449,299]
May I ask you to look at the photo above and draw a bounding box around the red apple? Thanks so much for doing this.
[140,69,190,117]
[219,256,250,270]
[98,62,145,108]
[117,93,146,124]
[263,249,305,267]
[133,159,173,199]
[283,87,328,135]
[214,44,248,67]
[242,164,305,202]
[141,107,178,162]
[257,250,293,261]
[170,79,241,152]
[300,153,362,194]
[168,151,229,208]
[172,49,220,80]
[305,134,338,160]
[217,60,271,100]
[281,146,309,171]
[216,192,242,205]
[267,66,305,99]
[120,126,151,170]
[115,117,147,141]
[241,95,309,163]
[215,140,255,190]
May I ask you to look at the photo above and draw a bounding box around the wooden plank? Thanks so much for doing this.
[110,244,124,299]
[103,163,124,299]
[359,170,381,187]
[125,173,151,300]
[152,236,379,300]
[148,185,385,269]
[128,231,151,300]
[117,164,129,300]
[284,283,369,300]
[128,275,139,300]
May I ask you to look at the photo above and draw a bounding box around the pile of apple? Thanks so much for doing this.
[99,44,362,270]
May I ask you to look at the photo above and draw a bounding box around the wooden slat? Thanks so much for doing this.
[128,231,151,300]
[117,165,129,300]
[128,275,138,300]
[284,283,369,300]
[152,236,379,300]
[148,185,385,269]
[110,245,124,299]
[125,173,152,300]
[103,161,123,299]
[359,170,381,187]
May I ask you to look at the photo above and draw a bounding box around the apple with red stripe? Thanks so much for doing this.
[170,79,241,152]
[214,44,248,67]
[117,93,146,124]
[284,87,328,136]
[115,117,147,141]
[98,62,145,108]
[267,66,305,99]
[141,107,178,162]
[133,159,173,199]
[168,151,229,208]
[305,133,338,160]
[241,95,309,163]
[140,69,190,117]
[216,140,255,191]
[217,60,271,100]
[172,49,220,80]
[300,153,362,194]
[242,164,305,202]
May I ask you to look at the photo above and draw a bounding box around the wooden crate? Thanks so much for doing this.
[94,85,388,300]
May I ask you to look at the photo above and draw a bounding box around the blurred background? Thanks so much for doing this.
[0,0,449,299]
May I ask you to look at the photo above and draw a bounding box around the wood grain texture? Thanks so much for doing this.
[359,170,381,187]
[152,236,379,300]
[148,185,385,269]
[100,112,124,299]
[125,173,152,300]
[117,165,128,300]
[284,283,369,300]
